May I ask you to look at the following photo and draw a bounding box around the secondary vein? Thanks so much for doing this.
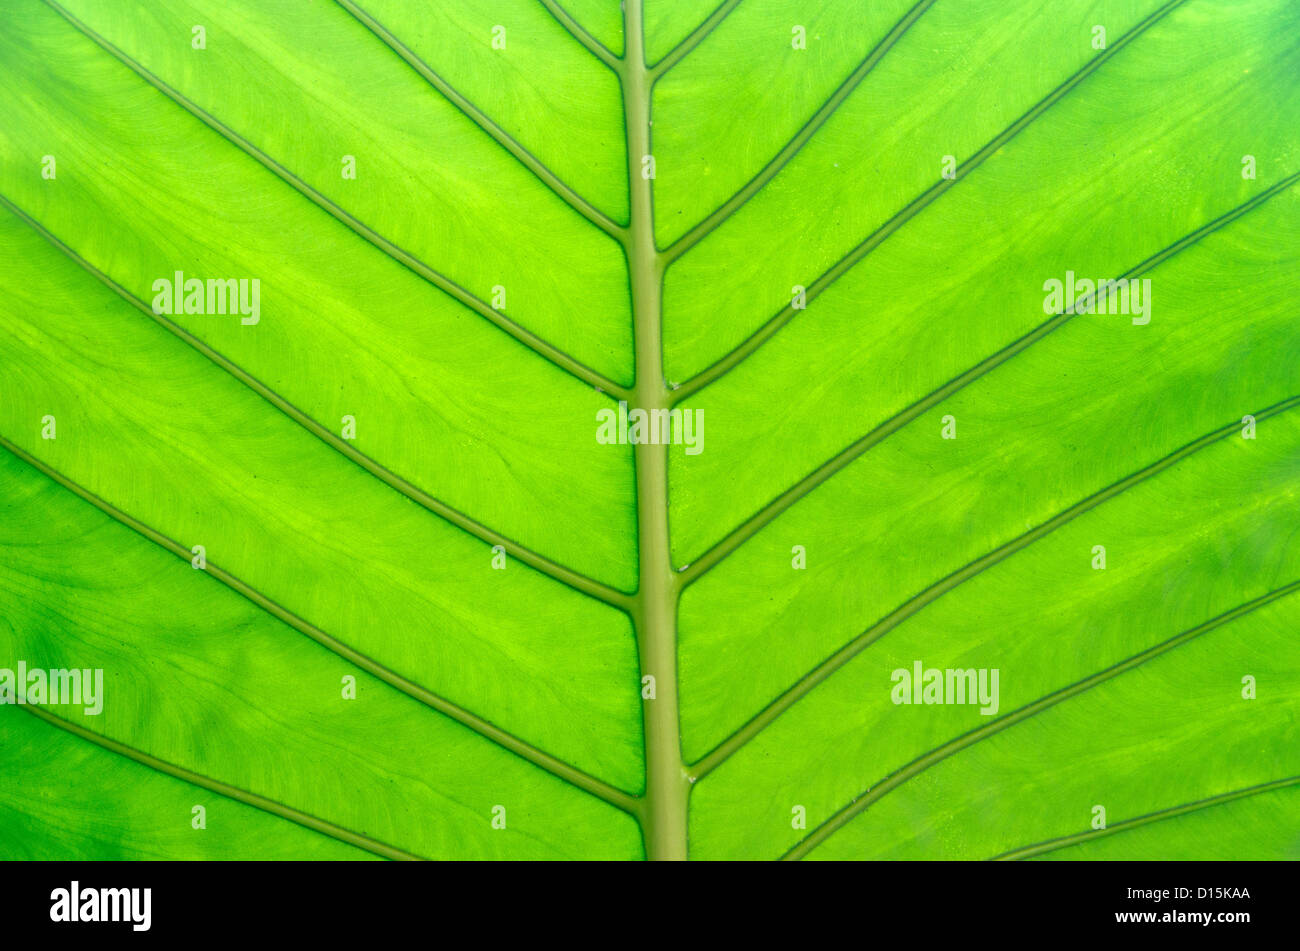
[17,703,425,861]
[689,395,1300,780]
[671,0,1191,402]
[536,0,621,72]
[992,775,1300,860]
[0,192,632,613]
[648,0,745,80]
[336,0,627,240]
[678,170,1300,587]
[781,580,1300,859]
[660,0,937,262]
[0,436,642,818]
[41,0,631,401]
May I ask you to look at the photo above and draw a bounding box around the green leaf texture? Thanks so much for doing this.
[0,0,1297,860]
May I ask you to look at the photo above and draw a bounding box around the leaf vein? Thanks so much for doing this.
[0,192,633,612]
[991,776,1300,860]
[648,0,745,79]
[0,436,641,816]
[16,703,425,861]
[690,394,1300,779]
[672,0,1192,400]
[536,0,621,71]
[781,580,1300,859]
[41,0,631,399]
[336,0,627,239]
[661,0,936,261]
[679,170,1300,585]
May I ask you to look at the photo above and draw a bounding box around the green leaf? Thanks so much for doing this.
[1,0,1297,861]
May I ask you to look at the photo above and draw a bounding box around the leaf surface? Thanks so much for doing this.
[0,0,1296,860]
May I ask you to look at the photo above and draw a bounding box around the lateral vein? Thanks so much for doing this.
[0,191,633,613]
[336,0,627,240]
[992,775,1300,860]
[679,170,1300,588]
[17,703,425,861]
[41,0,631,400]
[781,581,1300,860]
[661,0,936,261]
[648,0,745,79]
[536,0,621,71]
[0,437,642,817]
[689,394,1300,780]
[672,0,1191,401]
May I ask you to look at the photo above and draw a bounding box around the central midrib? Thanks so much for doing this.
[622,0,691,861]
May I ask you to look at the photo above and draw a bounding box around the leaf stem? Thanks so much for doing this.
[622,0,691,860]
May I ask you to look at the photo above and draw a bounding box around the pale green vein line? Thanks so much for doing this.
[0,192,632,613]
[0,437,642,818]
[648,0,745,78]
[621,0,690,861]
[16,703,424,861]
[782,580,1300,860]
[671,0,1190,402]
[537,0,621,71]
[660,0,936,261]
[993,776,1300,860]
[689,395,1300,780]
[336,0,627,240]
[41,0,631,401]
[678,169,1300,587]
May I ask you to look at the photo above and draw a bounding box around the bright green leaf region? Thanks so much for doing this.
[1,0,1297,861]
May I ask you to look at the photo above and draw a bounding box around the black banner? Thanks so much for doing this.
[1,859,1293,939]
